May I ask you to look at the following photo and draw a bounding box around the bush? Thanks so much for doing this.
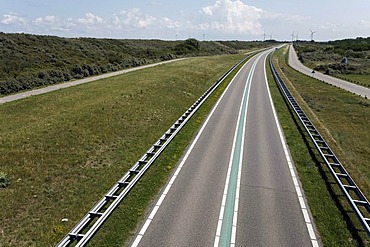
[0,171,10,188]
[175,39,201,55]
[160,54,175,61]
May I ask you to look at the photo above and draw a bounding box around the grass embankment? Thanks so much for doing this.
[0,53,247,246]
[269,46,370,246]
[0,33,272,96]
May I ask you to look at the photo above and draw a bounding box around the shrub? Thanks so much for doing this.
[0,171,10,188]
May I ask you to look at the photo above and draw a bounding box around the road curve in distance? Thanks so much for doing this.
[288,45,370,98]
[130,49,319,247]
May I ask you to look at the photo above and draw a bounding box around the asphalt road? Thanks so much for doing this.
[0,58,186,104]
[130,50,319,247]
[288,45,370,98]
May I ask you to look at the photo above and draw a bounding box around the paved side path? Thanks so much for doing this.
[0,58,186,104]
[288,45,370,98]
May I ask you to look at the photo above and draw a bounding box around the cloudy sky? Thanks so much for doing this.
[1,0,370,41]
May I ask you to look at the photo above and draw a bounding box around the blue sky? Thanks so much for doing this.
[1,0,369,41]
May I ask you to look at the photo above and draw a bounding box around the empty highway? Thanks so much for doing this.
[130,49,319,247]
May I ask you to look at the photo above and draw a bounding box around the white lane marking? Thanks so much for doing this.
[130,56,253,247]
[263,52,319,246]
[299,197,307,209]
[148,206,159,220]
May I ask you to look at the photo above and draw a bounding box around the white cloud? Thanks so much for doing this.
[203,7,213,16]
[198,0,264,35]
[160,17,181,30]
[1,13,27,25]
[359,20,370,29]
[114,8,156,28]
[320,22,341,32]
[148,1,160,6]
[77,12,104,25]
[0,1,313,39]
[32,16,74,32]
[108,9,181,38]
[0,2,268,38]
[34,16,57,26]
[262,12,309,22]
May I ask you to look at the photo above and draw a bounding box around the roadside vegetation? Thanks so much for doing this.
[4,32,369,246]
[270,46,370,246]
[0,32,269,96]
[294,37,370,87]
[0,51,249,246]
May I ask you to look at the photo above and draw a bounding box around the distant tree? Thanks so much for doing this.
[185,38,200,50]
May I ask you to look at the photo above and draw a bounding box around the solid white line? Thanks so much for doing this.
[295,186,303,197]
[131,235,142,247]
[130,55,251,247]
[263,52,319,246]
[139,220,151,235]
[156,194,166,206]
[148,206,159,220]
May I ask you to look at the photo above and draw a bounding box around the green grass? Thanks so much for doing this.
[269,46,370,246]
[336,74,370,88]
[0,53,247,246]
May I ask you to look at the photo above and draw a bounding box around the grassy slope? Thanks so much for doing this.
[0,34,232,79]
[0,33,273,96]
[270,46,370,245]
[0,53,246,246]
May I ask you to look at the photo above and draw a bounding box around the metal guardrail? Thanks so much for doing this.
[56,55,252,247]
[269,51,370,237]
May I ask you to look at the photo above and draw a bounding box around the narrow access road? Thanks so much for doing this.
[0,58,186,104]
[130,49,319,247]
[288,45,370,98]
